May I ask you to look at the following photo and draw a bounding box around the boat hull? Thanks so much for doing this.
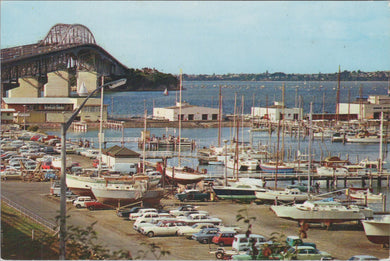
[212,186,257,200]
[255,190,309,203]
[362,218,390,245]
[260,164,295,174]
[270,205,373,224]
[165,168,206,185]
[91,187,164,207]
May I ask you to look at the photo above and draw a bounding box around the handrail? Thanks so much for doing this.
[1,195,57,232]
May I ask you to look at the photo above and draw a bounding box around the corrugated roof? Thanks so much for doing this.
[2,97,75,104]
[1,108,16,112]
[103,145,140,158]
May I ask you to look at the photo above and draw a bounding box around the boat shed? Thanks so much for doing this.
[102,145,140,167]
[153,101,220,121]
[1,97,107,123]
[251,102,302,121]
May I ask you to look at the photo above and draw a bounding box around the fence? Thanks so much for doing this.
[2,196,57,233]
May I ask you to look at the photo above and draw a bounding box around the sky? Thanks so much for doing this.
[1,1,390,75]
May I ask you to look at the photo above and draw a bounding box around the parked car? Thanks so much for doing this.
[212,231,237,246]
[134,217,176,233]
[117,207,144,218]
[73,196,95,208]
[286,235,316,249]
[169,205,208,217]
[175,189,210,202]
[133,212,161,228]
[141,220,187,237]
[85,201,111,211]
[129,208,158,221]
[230,243,285,260]
[177,222,217,238]
[177,213,222,225]
[232,234,271,252]
[285,246,333,260]
[43,146,56,154]
[192,227,220,244]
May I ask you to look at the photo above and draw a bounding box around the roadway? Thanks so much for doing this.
[0,180,215,260]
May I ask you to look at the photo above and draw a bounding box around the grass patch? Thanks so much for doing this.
[1,202,59,259]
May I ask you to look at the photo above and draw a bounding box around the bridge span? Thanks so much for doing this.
[1,23,128,97]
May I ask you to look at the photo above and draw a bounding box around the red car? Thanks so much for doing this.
[92,159,99,168]
[42,161,53,169]
[30,135,42,141]
[212,231,237,246]
[85,201,111,211]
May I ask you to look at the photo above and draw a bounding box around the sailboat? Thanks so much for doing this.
[163,88,169,96]
[163,70,206,185]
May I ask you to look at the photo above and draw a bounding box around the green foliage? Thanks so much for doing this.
[136,242,171,260]
[112,68,179,92]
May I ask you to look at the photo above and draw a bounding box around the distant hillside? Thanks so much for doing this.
[183,70,390,81]
[109,67,179,92]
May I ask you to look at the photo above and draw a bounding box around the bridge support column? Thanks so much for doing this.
[77,71,98,94]
[8,77,42,98]
[44,70,70,97]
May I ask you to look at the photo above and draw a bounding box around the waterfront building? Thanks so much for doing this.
[1,97,107,124]
[101,145,140,167]
[0,108,15,124]
[338,94,390,120]
[153,101,220,121]
[251,102,302,122]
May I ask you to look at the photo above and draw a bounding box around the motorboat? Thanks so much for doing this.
[315,166,348,176]
[226,157,259,171]
[259,161,295,174]
[347,188,383,202]
[361,215,390,247]
[255,188,309,203]
[212,178,265,200]
[270,199,374,227]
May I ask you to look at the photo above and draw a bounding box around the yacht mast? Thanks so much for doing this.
[178,69,183,167]
[308,102,313,194]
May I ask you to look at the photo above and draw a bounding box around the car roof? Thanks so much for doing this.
[293,245,316,249]
[235,234,264,238]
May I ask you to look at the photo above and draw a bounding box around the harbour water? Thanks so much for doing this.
[48,80,390,212]
[106,80,388,118]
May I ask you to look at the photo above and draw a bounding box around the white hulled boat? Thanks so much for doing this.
[66,174,164,206]
[212,178,265,200]
[361,215,390,247]
[347,188,383,202]
[164,166,206,185]
[271,199,374,227]
[255,188,309,203]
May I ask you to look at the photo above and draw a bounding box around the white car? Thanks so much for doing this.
[141,220,187,237]
[134,217,176,232]
[129,208,158,221]
[177,213,222,225]
[176,222,217,238]
[232,234,272,252]
[133,212,161,227]
[72,196,95,208]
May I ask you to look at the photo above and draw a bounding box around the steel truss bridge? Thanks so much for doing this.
[1,23,128,92]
